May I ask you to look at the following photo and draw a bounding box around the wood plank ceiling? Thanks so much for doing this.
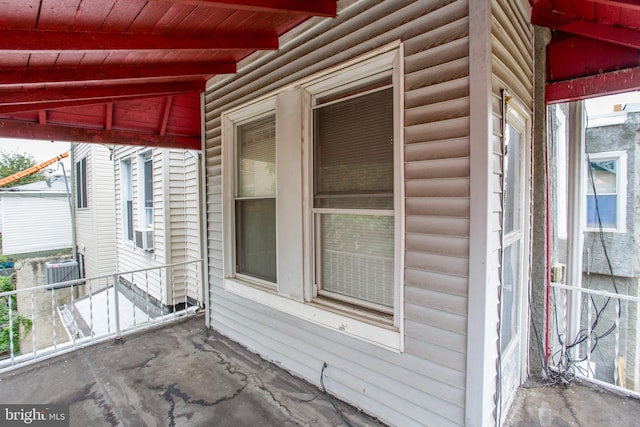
[531,0,640,103]
[0,0,336,149]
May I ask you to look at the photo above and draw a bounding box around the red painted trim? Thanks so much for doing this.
[0,119,201,150]
[160,96,174,136]
[532,9,640,49]
[38,111,46,125]
[590,0,640,12]
[154,0,337,17]
[0,62,236,86]
[0,29,278,52]
[546,66,640,103]
[0,81,205,107]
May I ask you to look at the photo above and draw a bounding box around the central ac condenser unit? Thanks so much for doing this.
[46,259,79,289]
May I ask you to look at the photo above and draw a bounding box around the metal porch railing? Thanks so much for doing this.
[0,259,204,373]
[549,282,640,395]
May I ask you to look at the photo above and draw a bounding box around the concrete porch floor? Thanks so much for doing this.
[505,377,640,427]
[0,315,384,427]
[2,314,640,427]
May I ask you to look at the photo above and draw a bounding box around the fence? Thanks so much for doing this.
[549,282,640,394]
[0,259,203,372]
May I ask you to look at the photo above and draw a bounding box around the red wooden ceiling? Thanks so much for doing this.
[531,0,640,103]
[0,0,336,149]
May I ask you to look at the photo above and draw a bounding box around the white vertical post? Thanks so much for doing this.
[113,273,121,336]
[566,101,585,361]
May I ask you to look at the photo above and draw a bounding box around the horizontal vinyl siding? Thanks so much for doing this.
[204,1,470,425]
[168,150,202,303]
[74,144,117,280]
[114,146,165,303]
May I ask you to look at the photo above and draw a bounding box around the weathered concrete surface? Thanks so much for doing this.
[505,378,640,427]
[0,315,384,427]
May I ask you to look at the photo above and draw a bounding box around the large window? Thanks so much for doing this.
[235,114,277,283]
[121,158,133,241]
[75,157,87,209]
[313,77,395,311]
[586,152,626,231]
[222,46,403,347]
[139,151,154,228]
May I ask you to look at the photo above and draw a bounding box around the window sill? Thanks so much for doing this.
[224,278,402,352]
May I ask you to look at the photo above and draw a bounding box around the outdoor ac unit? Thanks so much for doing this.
[46,259,79,289]
[135,228,154,251]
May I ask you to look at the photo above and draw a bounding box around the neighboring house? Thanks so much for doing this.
[72,143,117,282]
[203,2,533,426]
[113,146,202,313]
[549,104,640,390]
[0,175,73,257]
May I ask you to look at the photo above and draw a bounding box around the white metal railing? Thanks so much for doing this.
[549,282,640,395]
[0,259,203,372]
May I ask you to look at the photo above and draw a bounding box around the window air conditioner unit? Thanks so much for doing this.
[135,228,154,251]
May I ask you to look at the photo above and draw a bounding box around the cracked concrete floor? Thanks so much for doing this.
[0,315,384,427]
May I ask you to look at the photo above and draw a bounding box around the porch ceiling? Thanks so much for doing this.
[531,0,640,103]
[0,0,336,150]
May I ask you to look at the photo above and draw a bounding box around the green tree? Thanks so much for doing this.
[0,150,46,187]
[0,275,32,356]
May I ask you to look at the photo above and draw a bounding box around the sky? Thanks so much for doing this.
[0,137,71,175]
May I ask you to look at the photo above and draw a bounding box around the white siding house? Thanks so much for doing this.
[0,176,73,257]
[72,143,117,282]
[114,146,202,310]
[203,1,533,426]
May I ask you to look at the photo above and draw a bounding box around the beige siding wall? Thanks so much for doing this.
[168,150,202,303]
[74,144,117,283]
[204,1,473,425]
[114,146,166,302]
[114,146,201,306]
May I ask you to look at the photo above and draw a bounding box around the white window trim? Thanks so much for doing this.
[137,150,154,229]
[584,150,627,233]
[120,157,134,243]
[75,157,88,209]
[221,44,404,351]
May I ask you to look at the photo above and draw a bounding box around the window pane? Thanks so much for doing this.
[587,194,617,228]
[587,160,616,194]
[237,115,276,198]
[318,214,394,307]
[501,240,520,351]
[314,87,393,210]
[236,199,277,282]
[504,123,521,234]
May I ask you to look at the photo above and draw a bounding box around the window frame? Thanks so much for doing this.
[304,54,402,318]
[223,97,278,289]
[75,157,88,209]
[221,43,404,351]
[584,151,627,233]
[138,150,154,229]
[120,157,134,242]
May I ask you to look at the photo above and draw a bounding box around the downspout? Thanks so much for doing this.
[188,148,204,310]
[65,145,78,265]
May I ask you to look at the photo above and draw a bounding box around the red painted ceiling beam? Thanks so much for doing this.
[0,29,278,53]
[546,66,640,103]
[590,0,640,12]
[531,9,640,49]
[0,62,236,86]
[0,119,201,150]
[0,93,196,115]
[0,81,205,107]
[153,0,337,16]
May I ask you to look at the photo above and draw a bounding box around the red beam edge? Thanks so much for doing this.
[590,0,640,12]
[546,67,640,104]
[0,119,201,151]
[106,103,113,131]
[155,0,337,17]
